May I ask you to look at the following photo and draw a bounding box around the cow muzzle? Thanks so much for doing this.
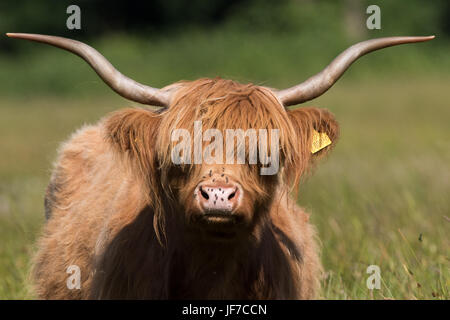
[198,183,240,211]
[192,176,245,239]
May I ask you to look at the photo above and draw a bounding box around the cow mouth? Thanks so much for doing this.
[200,211,243,225]
[191,211,245,241]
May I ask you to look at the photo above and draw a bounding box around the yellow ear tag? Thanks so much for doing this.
[311,129,332,154]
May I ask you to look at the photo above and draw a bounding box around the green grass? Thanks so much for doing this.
[1,78,448,299]
[300,78,450,299]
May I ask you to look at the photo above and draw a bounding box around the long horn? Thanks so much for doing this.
[6,33,171,107]
[276,36,435,107]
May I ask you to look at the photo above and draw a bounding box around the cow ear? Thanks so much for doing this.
[104,108,161,177]
[287,107,339,162]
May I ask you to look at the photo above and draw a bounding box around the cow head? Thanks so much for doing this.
[155,78,339,241]
[7,33,433,242]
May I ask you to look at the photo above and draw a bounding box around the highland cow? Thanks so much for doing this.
[7,33,433,299]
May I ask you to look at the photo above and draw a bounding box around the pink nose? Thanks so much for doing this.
[197,183,241,212]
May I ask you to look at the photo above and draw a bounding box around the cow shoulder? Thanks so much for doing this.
[269,192,322,298]
[44,124,107,220]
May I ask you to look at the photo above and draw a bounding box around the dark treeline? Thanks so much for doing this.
[1,0,449,53]
[0,0,249,51]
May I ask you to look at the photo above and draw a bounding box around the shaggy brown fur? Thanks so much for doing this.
[32,78,339,299]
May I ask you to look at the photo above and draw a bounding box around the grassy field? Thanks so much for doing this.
[302,77,450,299]
[0,0,448,302]
[0,76,448,300]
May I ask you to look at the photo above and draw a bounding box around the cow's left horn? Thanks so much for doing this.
[6,33,171,107]
[276,36,435,107]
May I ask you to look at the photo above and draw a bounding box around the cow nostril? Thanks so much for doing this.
[200,187,209,200]
[228,192,236,200]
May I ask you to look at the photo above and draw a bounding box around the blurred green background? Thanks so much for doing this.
[0,0,448,299]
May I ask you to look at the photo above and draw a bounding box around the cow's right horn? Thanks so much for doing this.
[6,33,171,107]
